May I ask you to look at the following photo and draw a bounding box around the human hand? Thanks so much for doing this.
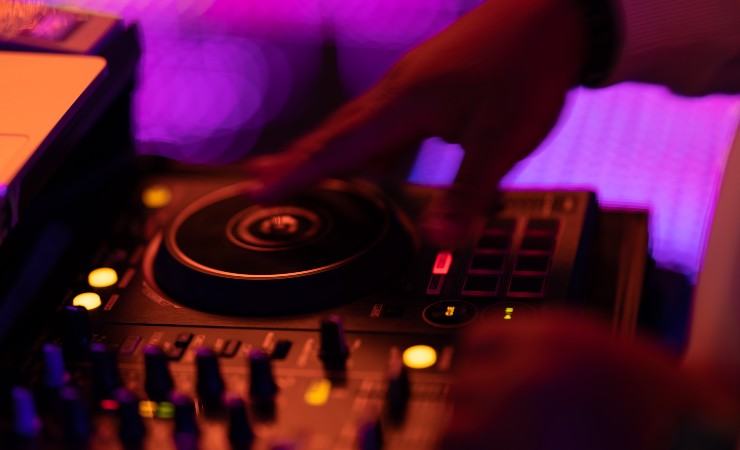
[438,312,740,450]
[244,0,587,248]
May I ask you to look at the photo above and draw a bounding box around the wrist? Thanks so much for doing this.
[574,0,621,86]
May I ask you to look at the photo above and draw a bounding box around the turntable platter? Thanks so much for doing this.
[151,179,415,316]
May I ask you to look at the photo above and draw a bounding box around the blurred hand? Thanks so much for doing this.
[244,0,587,248]
[438,312,740,450]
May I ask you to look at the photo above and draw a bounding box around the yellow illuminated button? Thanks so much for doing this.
[445,306,455,317]
[138,400,157,418]
[142,184,172,209]
[402,345,437,369]
[88,267,118,288]
[72,292,102,310]
[155,401,175,419]
[504,307,514,320]
[304,378,331,406]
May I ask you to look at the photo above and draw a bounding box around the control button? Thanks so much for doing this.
[226,394,254,446]
[357,416,383,450]
[477,234,511,251]
[42,343,67,388]
[61,305,92,360]
[426,274,444,295]
[119,336,141,355]
[171,391,199,436]
[220,339,241,358]
[507,277,546,297]
[11,386,41,437]
[484,218,516,233]
[271,340,292,360]
[142,184,172,209]
[319,315,349,371]
[87,267,118,288]
[143,345,174,402]
[483,303,536,323]
[526,218,559,234]
[513,255,551,274]
[469,252,505,273]
[196,347,225,406]
[461,275,500,297]
[519,235,555,253]
[59,386,91,443]
[423,300,478,328]
[386,348,410,423]
[402,345,437,370]
[248,349,278,404]
[115,388,146,446]
[90,343,121,401]
[432,251,453,275]
[72,292,102,311]
[174,333,194,348]
[304,378,331,406]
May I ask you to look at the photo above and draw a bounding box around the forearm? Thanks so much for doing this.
[603,0,740,95]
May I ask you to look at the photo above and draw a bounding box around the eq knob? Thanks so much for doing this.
[248,349,278,405]
[90,342,122,401]
[61,305,92,360]
[11,386,41,438]
[143,345,174,402]
[195,347,225,407]
[226,394,254,446]
[319,315,349,370]
[59,386,91,443]
[42,343,67,389]
[115,388,146,446]
[171,391,200,436]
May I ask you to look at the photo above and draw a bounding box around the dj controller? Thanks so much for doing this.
[0,6,650,450]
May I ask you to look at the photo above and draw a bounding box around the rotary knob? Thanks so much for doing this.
[59,386,91,443]
[143,345,174,402]
[319,315,349,370]
[42,343,67,389]
[115,388,146,446]
[11,386,41,438]
[171,391,199,436]
[196,347,225,407]
[226,394,254,446]
[61,305,92,360]
[90,342,121,401]
[248,349,278,405]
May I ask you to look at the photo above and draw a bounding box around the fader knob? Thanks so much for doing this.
[90,342,121,401]
[248,349,278,404]
[143,345,174,402]
[226,394,254,446]
[196,347,225,406]
[61,305,92,360]
[59,386,91,443]
[115,388,146,446]
[319,315,349,370]
[386,348,410,422]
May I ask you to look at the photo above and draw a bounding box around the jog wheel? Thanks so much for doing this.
[152,179,415,316]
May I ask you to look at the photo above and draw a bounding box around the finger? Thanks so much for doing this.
[420,92,567,250]
[244,85,426,202]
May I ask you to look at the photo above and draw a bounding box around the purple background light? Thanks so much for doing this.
[42,0,740,276]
